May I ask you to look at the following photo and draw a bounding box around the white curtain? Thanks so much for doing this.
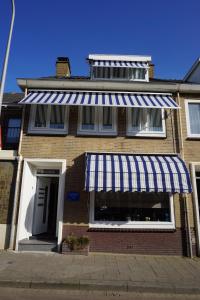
[35,105,47,127]
[148,108,162,132]
[103,107,112,128]
[82,106,94,129]
[50,106,65,129]
[132,108,141,130]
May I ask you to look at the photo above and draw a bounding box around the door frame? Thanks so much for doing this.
[16,158,66,250]
[190,162,200,256]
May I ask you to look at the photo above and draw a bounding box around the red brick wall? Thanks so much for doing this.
[62,225,193,256]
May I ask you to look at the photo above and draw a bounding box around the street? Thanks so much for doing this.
[0,288,200,300]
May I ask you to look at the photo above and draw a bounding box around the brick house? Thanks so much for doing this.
[2,54,200,256]
[0,93,23,249]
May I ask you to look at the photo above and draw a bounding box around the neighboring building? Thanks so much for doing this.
[0,93,23,249]
[2,54,200,256]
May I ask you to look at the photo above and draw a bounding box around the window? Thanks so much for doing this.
[185,100,200,137]
[82,106,95,130]
[29,105,68,134]
[78,106,117,135]
[92,67,148,81]
[127,108,166,137]
[90,192,174,229]
[6,118,21,144]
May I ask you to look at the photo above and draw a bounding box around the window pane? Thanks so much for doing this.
[6,118,21,143]
[131,68,146,80]
[103,107,112,129]
[94,192,170,222]
[113,67,121,78]
[189,103,200,134]
[35,105,47,127]
[131,108,141,131]
[50,106,65,129]
[148,109,162,132]
[82,106,95,130]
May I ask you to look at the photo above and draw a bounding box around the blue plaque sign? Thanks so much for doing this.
[67,192,80,201]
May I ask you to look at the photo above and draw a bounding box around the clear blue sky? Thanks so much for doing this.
[0,0,200,92]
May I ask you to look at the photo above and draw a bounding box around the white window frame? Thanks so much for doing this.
[126,108,166,137]
[77,106,117,136]
[28,104,69,134]
[185,99,200,138]
[89,191,175,230]
[91,66,149,82]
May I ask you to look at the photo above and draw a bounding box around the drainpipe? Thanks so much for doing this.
[9,89,26,250]
[177,91,193,257]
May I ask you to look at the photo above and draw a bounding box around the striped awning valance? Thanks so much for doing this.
[85,153,192,194]
[91,60,148,68]
[19,91,179,109]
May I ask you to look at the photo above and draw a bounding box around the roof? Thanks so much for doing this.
[184,58,200,83]
[3,93,24,105]
[17,76,182,84]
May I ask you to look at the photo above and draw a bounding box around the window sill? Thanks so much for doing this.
[77,131,117,137]
[89,223,175,230]
[28,129,68,136]
[126,132,166,138]
[186,135,200,140]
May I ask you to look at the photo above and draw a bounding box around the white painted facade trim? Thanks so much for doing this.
[16,158,66,250]
[88,54,152,62]
[185,99,200,138]
[190,163,200,256]
[89,191,175,230]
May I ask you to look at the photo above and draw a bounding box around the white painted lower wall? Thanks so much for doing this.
[0,224,11,249]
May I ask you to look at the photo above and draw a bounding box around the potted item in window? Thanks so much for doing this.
[62,233,90,255]
[126,215,131,222]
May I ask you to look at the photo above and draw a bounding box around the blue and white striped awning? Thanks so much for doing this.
[19,91,179,109]
[91,60,148,68]
[85,153,192,193]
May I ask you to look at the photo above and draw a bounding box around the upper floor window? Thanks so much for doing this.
[92,67,147,81]
[127,108,166,137]
[78,106,117,135]
[2,118,21,150]
[185,100,200,138]
[29,105,68,134]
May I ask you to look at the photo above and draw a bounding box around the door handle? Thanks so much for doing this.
[38,203,44,207]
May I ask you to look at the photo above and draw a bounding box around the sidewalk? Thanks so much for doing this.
[0,251,200,294]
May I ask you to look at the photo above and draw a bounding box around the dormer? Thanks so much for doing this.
[184,58,200,83]
[88,54,151,82]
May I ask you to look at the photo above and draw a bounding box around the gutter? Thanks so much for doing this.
[17,78,200,94]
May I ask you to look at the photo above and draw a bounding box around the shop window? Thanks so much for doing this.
[78,106,117,135]
[127,107,166,137]
[90,192,174,229]
[29,105,68,134]
[185,100,200,137]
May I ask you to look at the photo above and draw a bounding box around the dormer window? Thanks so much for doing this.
[89,54,151,82]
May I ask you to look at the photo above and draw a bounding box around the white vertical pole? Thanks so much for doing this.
[0,0,15,117]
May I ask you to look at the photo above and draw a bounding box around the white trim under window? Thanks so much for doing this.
[185,99,200,138]
[126,107,166,137]
[28,105,69,134]
[89,191,175,230]
[77,106,117,135]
